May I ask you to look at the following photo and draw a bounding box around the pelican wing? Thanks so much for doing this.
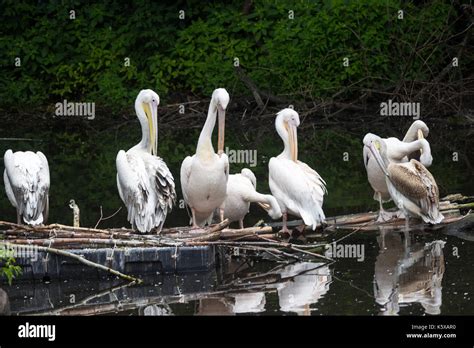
[180,156,193,204]
[269,158,326,229]
[297,160,327,195]
[3,150,50,225]
[116,150,175,233]
[116,150,150,231]
[149,155,176,217]
[388,159,443,223]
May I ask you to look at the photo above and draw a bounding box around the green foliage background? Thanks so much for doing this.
[0,0,465,110]
[0,1,472,229]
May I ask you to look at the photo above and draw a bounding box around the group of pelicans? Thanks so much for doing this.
[3,88,443,233]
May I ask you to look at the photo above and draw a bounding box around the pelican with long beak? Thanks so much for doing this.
[364,135,443,225]
[218,168,281,228]
[116,89,176,233]
[363,121,432,221]
[180,88,230,227]
[269,108,327,233]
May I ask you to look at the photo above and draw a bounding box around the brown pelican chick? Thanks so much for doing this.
[364,135,444,226]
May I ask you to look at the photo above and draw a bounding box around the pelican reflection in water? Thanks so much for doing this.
[277,262,332,315]
[374,230,445,315]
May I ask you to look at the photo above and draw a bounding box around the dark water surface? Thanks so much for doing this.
[0,116,473,315]
[3,217,473,316]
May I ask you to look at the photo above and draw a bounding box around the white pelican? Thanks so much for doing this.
[3,150,50,225]
[269,108,327,233]
[363,121,432,221]
[364,134,444,225]
[219,168,281,228]
[116,89,176,233]
[180,88,229,227]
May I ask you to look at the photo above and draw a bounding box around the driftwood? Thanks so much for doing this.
[220,226,273,239]
[0,220,229,283]
[1,193,472,284]
[267,194,473,232]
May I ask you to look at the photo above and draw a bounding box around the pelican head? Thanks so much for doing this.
[363,133,390,177]
[276,108,300,162]
[418,139,433,167]
[212,88,230,155]
[404,120,429,145]
[266,200,283,220]
[412,120,429,139]
[135,89,160,156]
[411,120,429,158]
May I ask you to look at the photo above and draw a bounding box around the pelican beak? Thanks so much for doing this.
[151,102,158,156]
[217,106,226,156]
[143,102,156,155]
[258,202,271,211]
[368,142,389,177]
[417,129,424,154]
[288,123,298,162]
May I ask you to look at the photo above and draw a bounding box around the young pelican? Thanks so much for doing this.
[3,150,50,225]
[269,108,327,232]
[116,89,176,233]
[219,168,281,228]
[180,88,230,227]
[363,121,432,221]
[364,135,443,225]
